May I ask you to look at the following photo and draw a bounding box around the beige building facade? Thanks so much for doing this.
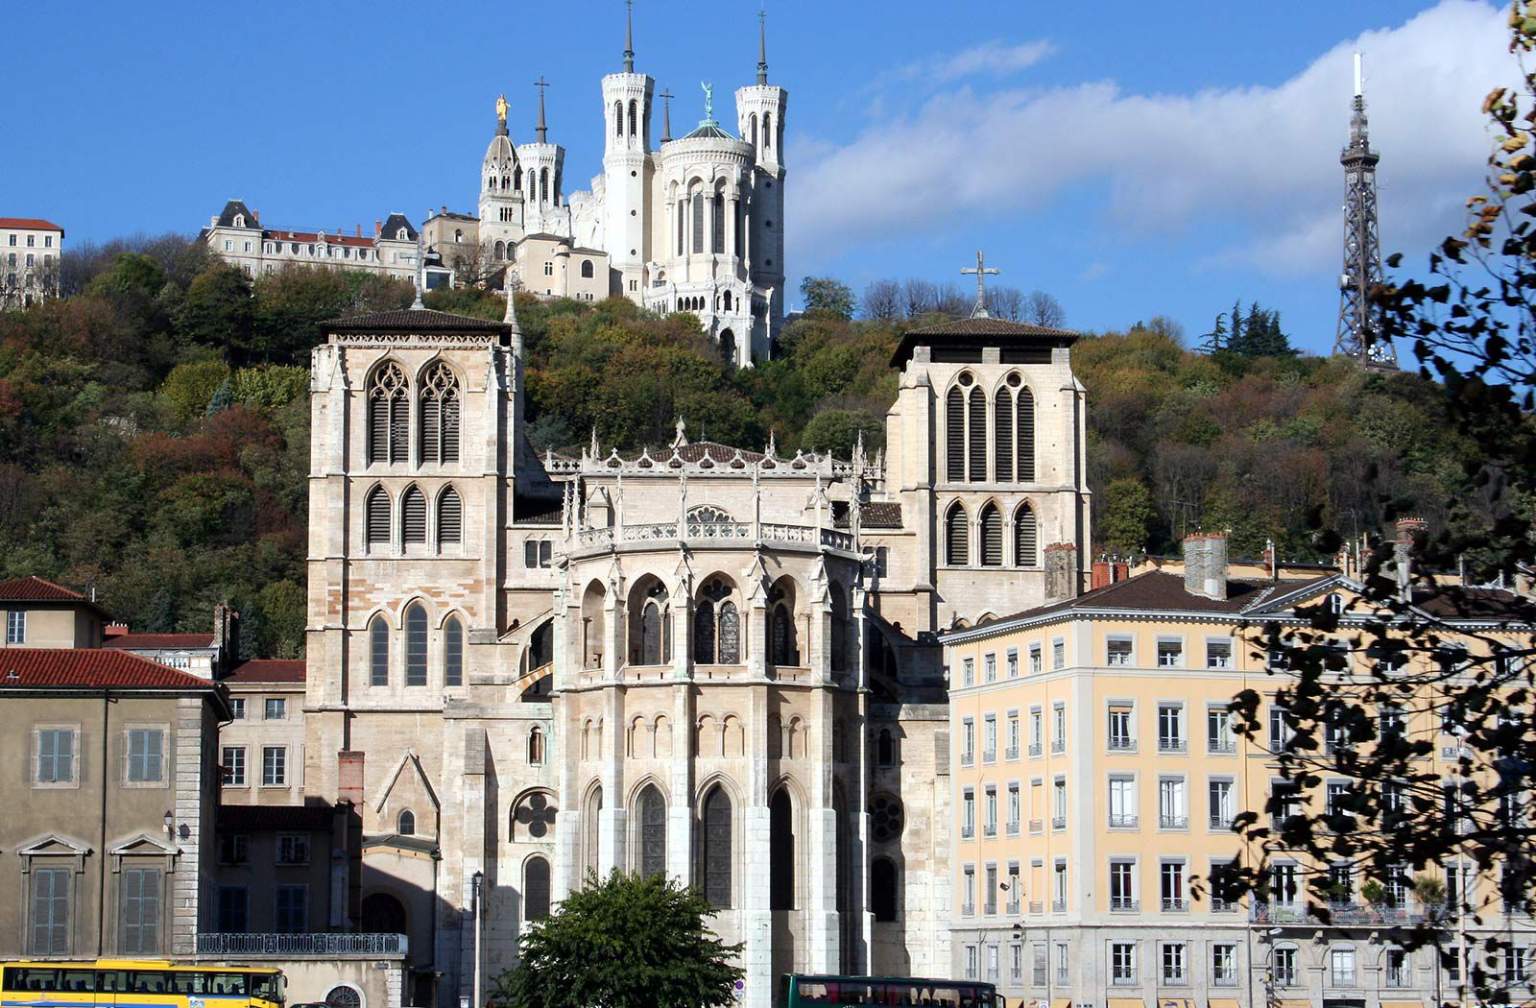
[1,217,64,309]
[942,533,1535,1008]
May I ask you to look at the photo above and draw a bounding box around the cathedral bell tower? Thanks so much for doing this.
[734,10,787,354]
[601,0,653,298]
[518,78,570,237]
[480,94,526,258]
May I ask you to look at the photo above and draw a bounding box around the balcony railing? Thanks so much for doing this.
[1209,739,1237,754]
[1028,742,1043,757]
[1051,815,1066,829]
[1108,737,1135,751]
[1051,899,1066,912]
[1209,814,1232,830]
[1006,746,1020,760]
[196,933,408,956]
[1028,818,1043,833]
[1158,738,1187,753]
[1051,739,1065,753]
[1029,900,1043,914]
[1162,897,1187,912]
[1250,902,1429,926]
[982,749,996,763]
[961,824,974,839]
[1160,814,1189,829]
[1110,898,1139,912]
[1108,814,1139,828]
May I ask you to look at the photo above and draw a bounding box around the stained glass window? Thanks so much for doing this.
[639,785,666,878]
[702,787,732,907]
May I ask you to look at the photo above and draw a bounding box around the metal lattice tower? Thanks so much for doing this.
[1334,52,1397,369]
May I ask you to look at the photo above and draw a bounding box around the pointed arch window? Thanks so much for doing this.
[404,603,428,686]
[1015,502,1038,567]
[711,193,725,254]
[367,362,409,464]
[770,788,794,909]
[539,167,549,204]
[614,101,623,136]
[637,784,666,878]
[694,579,739,664]
[1017,386,1036,481]
[748,113,758,149]
[701,786,733,907]
[638,581,669,665]
[419,363,460,464]
[524,856,551,921]
[945,386,965,481]
[877,728,896,766]
[994,386,1014,482]
[980,503,1003,567]
[945,502,969,566]
[443,616,463,686]
[719,602,740,664]
[691,192,705,254]
[769,607,794,666]
[437,486,462,548]
[514,167,522,191]
[627,99,638,137]
[528,727,545,765]
[967,386,987,481]
[402,486,427,544]
[397,810,415,835]
[365,486,391,546]
[763,113,773,150]
[369,616,389,686]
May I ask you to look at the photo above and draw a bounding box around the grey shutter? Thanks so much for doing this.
[1015,504,1038,566]
[945,388,965,481]
[366,488,390,544]
[691,193,704,253]
[120,868,161,954]
[370,619,389,686]
[980,504,1003,566]
[994,387,1014,482]
[711,196,725,254]
[946,504,969,565]
[402,486,426,544]
[441,394,459,462]
[1017,387,1036,481]
[389,393,408,463]
[30,868,69,955]
[437,487,462,546]
[444,618,463,686]
[368,397,388,463]
[967,386,987,481]
[419,396,441,463]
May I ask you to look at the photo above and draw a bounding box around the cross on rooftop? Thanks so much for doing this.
[961,250,999,319]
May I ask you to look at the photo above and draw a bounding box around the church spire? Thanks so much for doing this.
[534,76,550,143]
[659,88,673,142]
[756,7,768,85]
[622,0,635,73]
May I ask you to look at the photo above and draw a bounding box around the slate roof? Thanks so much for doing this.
[106,632,216,650]
[1412,586,1531,621]
[0,575,88,602]
[891,315,1080,367]
[326,308,509,334]
[224,658,307,684]
[215,200,258,228]
[0,648,224,692]
[380,212,418,241]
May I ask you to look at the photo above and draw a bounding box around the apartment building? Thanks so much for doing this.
[943,531,1533,1008]
[217,659,307,806]
[1,217,64,309]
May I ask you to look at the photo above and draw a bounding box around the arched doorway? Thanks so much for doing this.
[360,892,406,935]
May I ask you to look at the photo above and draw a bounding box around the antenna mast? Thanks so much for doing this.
[1333,51,1397,369]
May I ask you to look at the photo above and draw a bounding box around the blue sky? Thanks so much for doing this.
[2,1,1509,354]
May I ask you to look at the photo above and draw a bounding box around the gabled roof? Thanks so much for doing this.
[891,315,1079,367]
[326,308,509,335]
[224,658,306,684]
[0,217,64,233]
[0,648,227,694]
[106,632,216,650]
[0,575,88,603]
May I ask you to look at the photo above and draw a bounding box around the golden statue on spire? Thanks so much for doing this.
[495,93,509,125]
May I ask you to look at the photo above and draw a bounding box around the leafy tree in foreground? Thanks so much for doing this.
[495,870,743,1008]
[1229,8,1536,1004]
[799,276,855,320]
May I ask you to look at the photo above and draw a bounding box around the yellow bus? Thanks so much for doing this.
[0,960,284,1008]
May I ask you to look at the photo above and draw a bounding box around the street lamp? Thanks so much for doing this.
[472,871,484,1008]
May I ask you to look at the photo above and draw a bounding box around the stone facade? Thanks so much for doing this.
[1,217,63,310]
[294,301,1087,1008]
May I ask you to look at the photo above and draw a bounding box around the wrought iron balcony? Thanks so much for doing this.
[1051,815,1066,829]
[1028,742,1043,757]
[1108,813,1138,828]
[1160,814,1189,829]
[1158,738,1187,753]
[1110,898,1139,912]
[1162,897,1187,912]
[196,933,408,956]
[1108,737,1135,751]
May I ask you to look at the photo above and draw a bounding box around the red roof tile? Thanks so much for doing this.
[106,633,216,650]
[0,575,87,602]
[0,648,221,691]
[224,658,306,684]
[264,229,375,248]
[0,217,64,232]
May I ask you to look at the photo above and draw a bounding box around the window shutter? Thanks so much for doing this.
[1017,387,1036,481]
[994,388,1014,482]
[1015,504,1038,566]
[967,387,987,482]
[691,193,704,253]
[980,504,1003,566]
[366,488,391,544]
[368,398,388,463]
[946,388,965,481]
[946,504,969,565]
[420,396,441,463]
[389,395,408,463]
[437,487,462,546]
[441,395,459,462]
[402,486,426,544]
[712,196,725,254]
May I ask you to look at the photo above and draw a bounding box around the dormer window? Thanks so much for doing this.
[397,229,408,241]
[233,215,245,228]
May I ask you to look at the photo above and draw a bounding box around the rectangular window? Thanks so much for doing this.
[984,786,997,836]
[274,885,307,933]
[277,834,310,865]
[264,698,286,720]
[962,789,975,839]
[1051,638,1064,669]
[964,945,977,980]
[36,728,76,785]
[230,698,246,720]
[1208,778,1233,829]
[1383,948,1407,988]
[1052,778,1066,829]
[220,833,248,865]
[1007,862,1021,914]
[1111,942,1136,984]
[1208,706,1234,752]
[1161,942,1186,983]
[1052,703,1066,752]
[1108,704,1134,750]
[1157,638,1183,667]
[1212,943,1237,985]
[262,746,287,786]
[1207,638,1233,668]
[1330,947,1356,987]
[1029,644,1042,674]
[984,864,998,915]
[1056,943,1070,984]
[1159,777,1187,828]
[217,886,248,932]
[28,868,70,955]
[7,609,25,643]
[1053,860,1067,910]
[984,653,996,682]
[119,868,162,955]
[126,728,165,783]
[1106,637,1132,666]
[983,715,997,763]
[962,657,974,687]
[1273,947,1297,986]
[1269,702,1292,751]
[222,746,247,786]
[1507,947,1529,986]
[1158,703,1185,751]
[1108,775,1137,828]
[1270,862,1299,907]
[1272,780,1300,829]
[1006,649,1018,678]
[1160,861,1186,911]
[961,719,975,766]
[1010,944,1022,983]
[1007,783,1020,834]
[1029,708,1043,756]
[1032,943,1047,986]
[962,865,975,915]
[1006,713,1020,760]
[1109,860,1136,910]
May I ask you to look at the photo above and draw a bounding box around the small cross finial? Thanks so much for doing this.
[960,250,999,319]
[756,5,769,85]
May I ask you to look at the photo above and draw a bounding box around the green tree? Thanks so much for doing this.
[495,870,743,1008]
[158,360,231,427]
[176,262,254,353]
[1098,477,1156,555]
[799,408,884,456]
[799,276,855,320]
[1197,312,1227,354]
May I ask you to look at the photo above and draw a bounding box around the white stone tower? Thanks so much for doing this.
[735,11,788,352]
[518,78,571,237]
[479,94,525,257]
[601,1,654,298]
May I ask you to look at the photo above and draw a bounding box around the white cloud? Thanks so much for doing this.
[912,40,1056,83]
[790,0,1511,278]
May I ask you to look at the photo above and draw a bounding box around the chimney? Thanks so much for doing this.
[1394,517,1428,599]
[1112,559,1130,583]
[1092,557,1111,590]
[1262,538,1278,581]
[338,751,365,806]
[105,621,129,638]
[213,603,240,671]
[1182,532,1228,600]
[1045,543,1079,602]
[252,209,260,223]
[355,224,362,237]
[374,219,383,236]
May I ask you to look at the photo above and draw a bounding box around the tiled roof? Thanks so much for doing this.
[0,217,64,232]
[834,500,903,530]
[0,648,221,691]
[224,658,306,684]
[891,314,1079,367]
[326,308,508,334]
[219,804,335,832]
[0,575,87,602]
[264,228,375,248]
[106,632,216,650]
[1413,586,1531,621]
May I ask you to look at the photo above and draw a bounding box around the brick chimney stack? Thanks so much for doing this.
[1182,532,1229,601]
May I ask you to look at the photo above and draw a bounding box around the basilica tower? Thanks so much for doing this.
[518,79,571,237]
[734,12,787,355]
[479,95,526,258]
[601,1,654,298]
